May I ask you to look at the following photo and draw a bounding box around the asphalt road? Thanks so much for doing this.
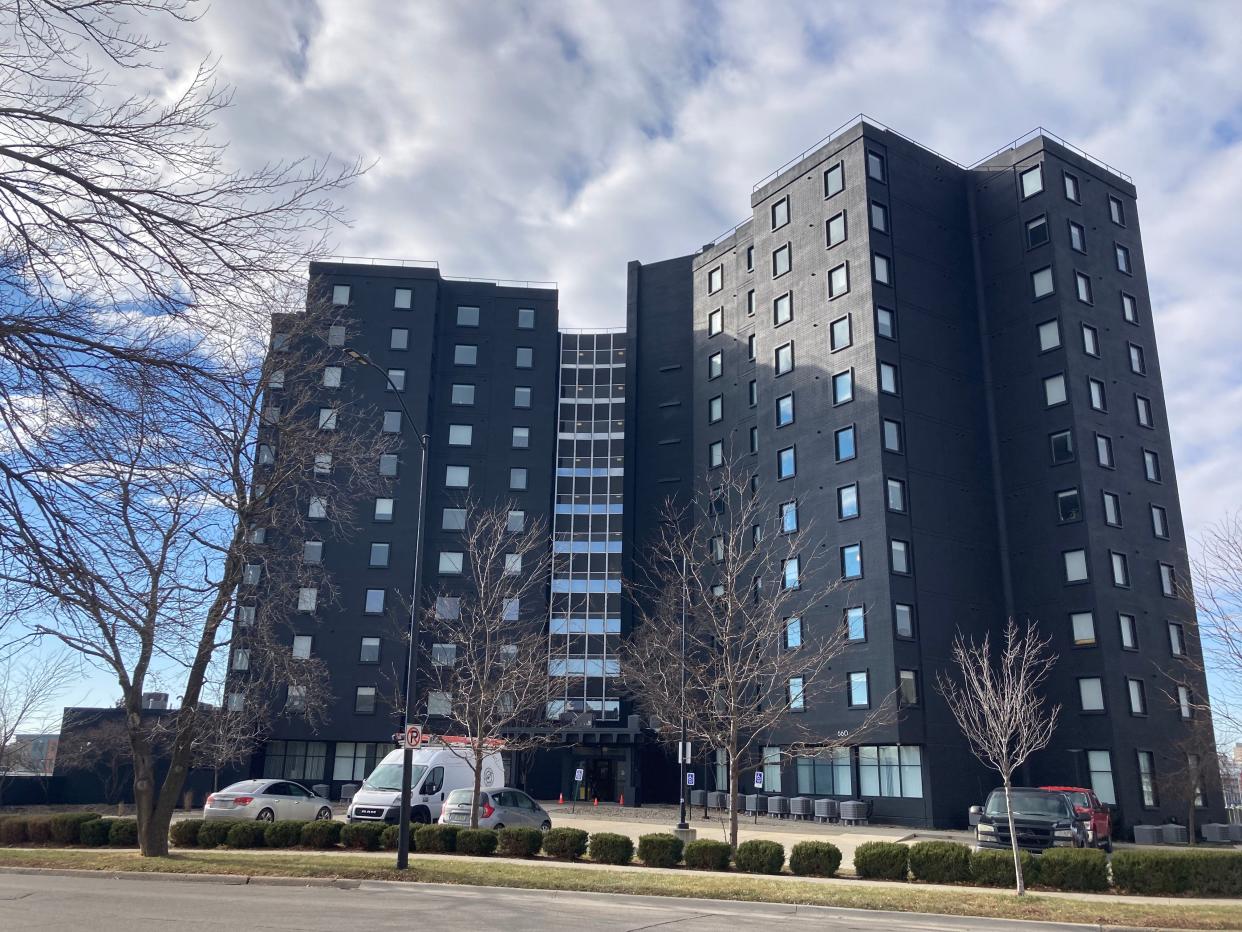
[0,872,1094,931]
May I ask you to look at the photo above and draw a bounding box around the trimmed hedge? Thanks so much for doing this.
[497,826,543,858]
[169,819,205,848]
[414,823,458,853]
[588,832,633,865]
[197,820,232,848]
[908,841,971,884]
[684,839,731,871]
[108,818,139,847]
[1037,847,1108,892]
[50,812,102,845]
[789,841,841,878]
[542,827,589,861]
[853,841,909,880]
[0,817,28,845]
[1111,849,1242,897]
[299,819,343,849]
[457,828,498,856]
[79,818,112,847]
[225,822,267,848]
[381,825,400,850]
[636,833,682,868]
[25,816,53,844]
[969,848,1039,887]
[341,822,385,851]
[735,839,785,875]
[264,820,308,848]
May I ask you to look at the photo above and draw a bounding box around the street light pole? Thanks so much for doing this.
[677,554,688,831]
[344,348,428,870]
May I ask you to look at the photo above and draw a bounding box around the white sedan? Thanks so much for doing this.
[203,779,333,822]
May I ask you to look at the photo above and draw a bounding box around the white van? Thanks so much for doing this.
[346,744,504,825]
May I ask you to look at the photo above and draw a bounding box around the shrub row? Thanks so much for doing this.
[1111,850,1242,897]
[0,814,134,848]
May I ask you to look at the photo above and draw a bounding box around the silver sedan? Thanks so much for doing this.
[202,779,333,822]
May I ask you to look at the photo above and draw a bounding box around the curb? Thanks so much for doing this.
[0,866,360,889]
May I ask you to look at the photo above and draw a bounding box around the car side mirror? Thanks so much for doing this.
[968,805,983,826]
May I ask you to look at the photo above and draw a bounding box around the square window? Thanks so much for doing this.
[1103,491,1121,527]
[355,686,376,714]
[1079,678,1104,711]
[832,370,853,404]
[837,483,859,520]
[1064,549,1088,583]
[708,307,723,336]
[448,424,472,447]
[514,386,532,408]
[322,366,342,388]
[773,293,792,326]
[1108,195,1125,226]
[880,362,899,395]
[776,393,794,427]
[886,478,906,512]
[709,395,723,424]
[771,196,790,229]
[451,384,475,406]
[1044,374,1067,406]
[873,253,892,285]
[332,284,351,306]
[432,643,458,666]
[1038,319,1061,351]
[883,419,902,453]
[1151,504,1168,538]
[1063,171,1080,202]
[506,510,525,532]
[708,440,724,468]
[390,328,409,350]
[867,150,886,182]
[777,445,796,479]
[890,539,910,574]
[1075,271,1093,305]
[828,262,849,298]
[708,265,723,294]
[365,588,386,614]
[781,500,798,533]
[1019,163,1043,198]
[394,287,412,310]
[1032,266,1054,298]
[845,606,866,641]
[1136,395,1153,428]
[509,467,528,490]
[374,497,394,521]
[1115,243,1132,274]
[504,553,522,575]
[1111,551,1130,587]
[454,344,477,366]
[708,351,723,379]
[1026,215,1049,248]
[841,544,862,579]
[772,243,791,278]
[1119,614,1137,650]
[826,211,847,247]
[1096,433,1114,468]
[877,307,895,339]
[824,162,844,197]
[870,201,888,234]
[1144,449,1162,483]
[830,315,851,351]
[442,507,466,530]
[512,426,530,449]
[232,648,250,671]
[835,425,856,462]
[1069,221,1086,253]
[848,670,869,707]
[1056,488,1081,522]
[1122,293,1138,324]
[438,551,464,575]
[369,542,390,567]
[327,325,345,347]
[775,342,794,376]
[378,453,398,477]
[385,368,406,392]
[445,465,469,488]
[1089,378,1107,411]
[517,307,535,329]
[503,598,519,621]
[237,605,255,626]
[268,369,284,390]
[515,347,533,368]
[1071,611,1096,646]
[318,407,338,430]
[457,305,480,327]
[1129,343,1146,375]
[1082,324,1099,357]
[308,496,328,519]
[297,587,317,612]
[895,603,915,638]
[435,596,460,620]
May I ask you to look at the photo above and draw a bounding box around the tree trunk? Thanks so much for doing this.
[1003,780,1025,896]
[470,747,484,829]
[728,734,740,851]
[1188,799,1197,846]
[130,740,167,857]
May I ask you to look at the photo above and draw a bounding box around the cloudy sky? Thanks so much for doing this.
[48,0,1242,713]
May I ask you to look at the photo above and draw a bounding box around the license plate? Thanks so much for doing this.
[447,812,467,823]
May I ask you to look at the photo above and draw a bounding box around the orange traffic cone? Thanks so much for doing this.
[558,792,564,805]
[593,797,598,807]
[619,793,624,806]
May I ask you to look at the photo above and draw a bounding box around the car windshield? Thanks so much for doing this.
[985,791,1070,819]
[363,763,427,792]
[446,789,488,806]
[220,780,266,794]
[1064,792,1090,808]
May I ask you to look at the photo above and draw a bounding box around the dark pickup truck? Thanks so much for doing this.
[970,787,1090,852]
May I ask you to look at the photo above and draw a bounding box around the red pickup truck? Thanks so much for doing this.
[1040,785,1113,852]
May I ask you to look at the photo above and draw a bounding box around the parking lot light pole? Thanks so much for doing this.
[343,348,428,870]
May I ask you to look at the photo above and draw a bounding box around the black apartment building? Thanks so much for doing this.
[249,118,1223,828]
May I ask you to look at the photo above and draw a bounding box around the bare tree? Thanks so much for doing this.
[621,457,883,850]
[936,619,1060,896]
[0,650,74,802]
[53,713,139,807]
[423,501,559,828]
[1191,512,1242,733]
[0,300,392,854]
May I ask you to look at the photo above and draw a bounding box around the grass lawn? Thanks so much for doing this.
[1,848,1240,929]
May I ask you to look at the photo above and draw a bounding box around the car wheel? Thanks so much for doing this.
[413,808,431,825]
[1101,837,1113,853]
[492,823,504,831]
[540,820,551,832]
[257,808,275,822]
[316,807,333,821]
